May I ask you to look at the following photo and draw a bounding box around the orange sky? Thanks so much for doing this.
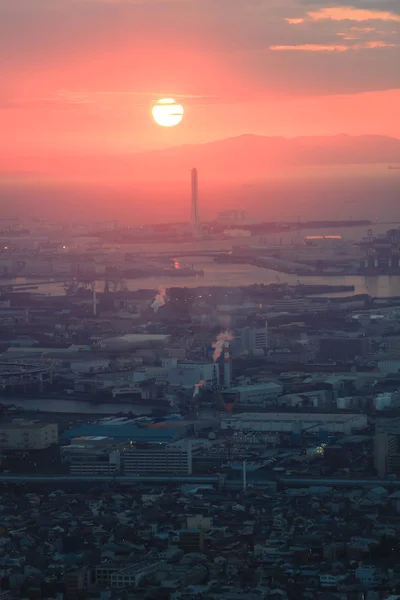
[1,0,399,164]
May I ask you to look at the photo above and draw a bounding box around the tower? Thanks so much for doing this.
[92,282,97,317]
[223,343,231,389]
[191,168,201,238]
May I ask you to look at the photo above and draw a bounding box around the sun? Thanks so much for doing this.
[152,98,184,127]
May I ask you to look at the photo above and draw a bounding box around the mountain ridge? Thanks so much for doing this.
[1,134,399,182]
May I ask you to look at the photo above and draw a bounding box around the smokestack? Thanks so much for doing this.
[93,283,97,317]
[191,168,201,237]
[223,343,231,389]
[243,461,247,491]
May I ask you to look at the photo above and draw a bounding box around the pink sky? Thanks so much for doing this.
[0,0,399,163]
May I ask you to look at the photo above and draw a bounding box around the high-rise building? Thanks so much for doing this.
[374,417,400,477]
[191,168,202,238]
[238,325,268,356]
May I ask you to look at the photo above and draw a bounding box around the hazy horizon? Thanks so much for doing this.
[1,165,398,224]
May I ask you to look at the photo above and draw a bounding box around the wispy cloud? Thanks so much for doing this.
[363,40,398,48]
[2,90,218,111]
[351,26,376,32]
[270,41,398,52]
[72,0,190,3]
[57,89,216,104]
[289,7,400,24]
[285,18,305,24]
[270,44,349,52]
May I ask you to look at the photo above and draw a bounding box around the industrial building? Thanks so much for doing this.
[221,412,367,434]
[132,359,218,388]
[99,334,171,351]
[64,424,178,444]
[60,436,123,475]
[0,421,58,450]
[222,382,283,407]
[64,418,218,451]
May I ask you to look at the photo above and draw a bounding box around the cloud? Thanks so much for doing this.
[302,7,400,23]
[363,40,398,48]
[56,89,216,105]
[351,26,376,32]
[66,0,190,3]
[0,0,399,109]
[285,17,305,24]
[269,40,398,51]
[1,89,217,112]
[270,44,349,52]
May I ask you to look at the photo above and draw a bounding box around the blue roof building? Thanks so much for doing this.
[64,424,177,443]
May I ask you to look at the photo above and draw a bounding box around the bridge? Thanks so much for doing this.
[0,361,52,392]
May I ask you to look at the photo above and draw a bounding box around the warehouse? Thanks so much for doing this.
[223,382,283,406]
[221,412,367,434]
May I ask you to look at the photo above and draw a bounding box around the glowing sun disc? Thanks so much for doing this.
[152,98,184,127]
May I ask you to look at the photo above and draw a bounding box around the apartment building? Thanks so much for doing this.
[0,421,58,450]
[122,441,192,475]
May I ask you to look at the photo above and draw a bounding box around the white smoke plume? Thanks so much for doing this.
[151,288,166,313]
[212,331,233,362]
[193,379,204,398]
[193,380,205,398]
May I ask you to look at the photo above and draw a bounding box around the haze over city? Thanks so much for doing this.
[3,2,400,597]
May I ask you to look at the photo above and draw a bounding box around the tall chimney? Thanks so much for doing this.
[191,168,201,237]
[92,283,97,317]
[223,343,231,389]
[242,460,247,491]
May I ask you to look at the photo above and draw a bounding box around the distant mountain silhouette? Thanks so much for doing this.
[2,134,400,182]
[133,134,400,179]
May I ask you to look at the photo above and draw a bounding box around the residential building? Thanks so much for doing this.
[110,562,162,588]
[122,441,192,475]
[0,421,58,450]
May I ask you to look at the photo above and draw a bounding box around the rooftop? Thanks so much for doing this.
[0,421,54,430]
[113,561,161,576]
[223,412,365,422]
[226,383,282,393]
[65,424,177,442]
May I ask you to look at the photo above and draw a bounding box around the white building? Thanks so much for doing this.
[221,412,367,434]
[123,441,193,475]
